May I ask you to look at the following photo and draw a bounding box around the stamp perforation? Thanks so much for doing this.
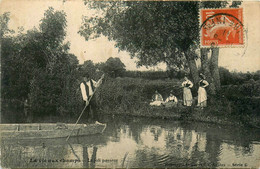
[199,7,245,48]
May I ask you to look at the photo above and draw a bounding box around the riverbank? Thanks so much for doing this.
[95,77,260,128]
[2,77,259,128]
[99,104,243,128]
[3,100,259,129]
[99,104,260,129]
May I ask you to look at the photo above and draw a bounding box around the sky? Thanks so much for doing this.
[0,0,259,72]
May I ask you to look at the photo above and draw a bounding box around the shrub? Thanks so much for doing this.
[123,71,169,80]
[95,77,182,113]
[219,67,260,85]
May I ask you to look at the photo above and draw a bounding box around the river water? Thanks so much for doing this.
[1,115,260,168]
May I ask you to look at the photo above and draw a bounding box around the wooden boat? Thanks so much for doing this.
[0,122,106,139]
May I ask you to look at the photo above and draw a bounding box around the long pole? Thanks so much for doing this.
[66,74,104,141]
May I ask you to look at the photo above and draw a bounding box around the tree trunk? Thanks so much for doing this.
[201,48,216,95]
[210,47,221,91]
[184,50,199,90]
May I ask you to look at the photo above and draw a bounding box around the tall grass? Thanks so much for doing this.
[95,77,182,113]
[93,77,260,127]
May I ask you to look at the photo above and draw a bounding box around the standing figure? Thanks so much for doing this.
[150,90,164,106]
[24,98,32,122]
[181,76,193,107]
[80,74,103,123]
[24,99,29,117]
[197,74,209,109]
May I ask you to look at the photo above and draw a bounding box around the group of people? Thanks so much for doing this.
[183,73,209,109]
[150,73,209,109]
[150,90,178,107]
[80,73,209,123]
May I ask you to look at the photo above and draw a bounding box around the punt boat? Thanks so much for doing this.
[0,122,106,139]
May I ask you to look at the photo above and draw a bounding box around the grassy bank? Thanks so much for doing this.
[2,77,259,128]
[94,77,260,128]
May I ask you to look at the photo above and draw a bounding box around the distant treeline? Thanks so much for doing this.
[219,67,260,85]
[121,68,260,84]
[122,70,186,80]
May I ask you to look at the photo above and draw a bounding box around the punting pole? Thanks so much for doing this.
[66,74,104,142]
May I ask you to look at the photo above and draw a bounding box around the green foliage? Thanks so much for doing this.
[0,12,14,37]
[219,67,260,85]
[80,1,242,91]
[1,8,81,121]
[98,57,125,77]
[80,1,238,68]
[123,71,168,80]
[40,7,67,49]
[219,67,260,118]
[96,77,259,128]
[79,60,102,80]
[95,77,181,113]
[222,80,260,98]
[80,1,200,67]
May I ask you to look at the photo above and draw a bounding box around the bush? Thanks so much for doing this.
[95,77,182,113]
[123,71,169,80]
[221,80,260,98]
[98,57,126,78]
[219,67,260,85]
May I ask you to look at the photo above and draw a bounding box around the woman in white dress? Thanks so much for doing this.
[150,90,164,106]
[181,76,193,107]
[197,74,209,108]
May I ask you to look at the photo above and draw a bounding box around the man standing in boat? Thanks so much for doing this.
[80,74,103,123]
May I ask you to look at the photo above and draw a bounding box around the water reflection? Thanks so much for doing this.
[1,115,260,168]
[82,146,98,168]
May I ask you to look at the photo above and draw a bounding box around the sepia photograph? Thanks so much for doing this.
[0,0,259,168]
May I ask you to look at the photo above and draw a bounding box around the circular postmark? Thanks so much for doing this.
[200,9,244,47]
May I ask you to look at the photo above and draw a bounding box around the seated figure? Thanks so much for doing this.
[150,90,164,106]
[163,90,178,108]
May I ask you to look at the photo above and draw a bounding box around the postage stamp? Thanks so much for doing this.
[200,8,244,47]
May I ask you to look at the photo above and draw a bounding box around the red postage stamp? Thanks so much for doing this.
[200,8,244,47]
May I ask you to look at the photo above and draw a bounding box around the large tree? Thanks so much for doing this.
[79,1,241,94]
[99,57,126,77]
[1,8,80,121]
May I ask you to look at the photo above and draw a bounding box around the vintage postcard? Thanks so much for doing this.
[0,0,259,168]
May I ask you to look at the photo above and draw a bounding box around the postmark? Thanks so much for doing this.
[200,8,244,47]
